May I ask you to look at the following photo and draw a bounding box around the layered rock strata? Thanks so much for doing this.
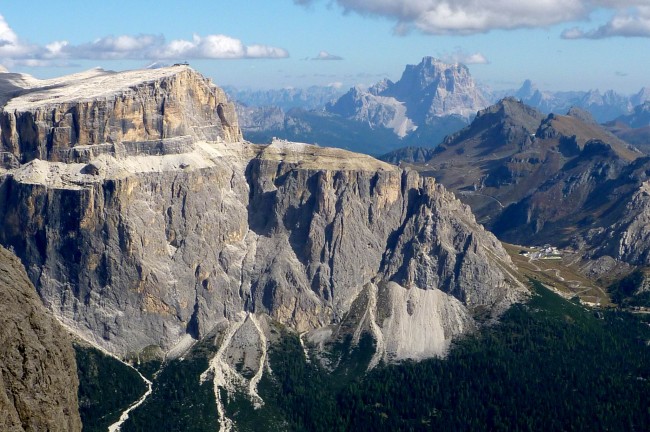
[0,66,240,166]
[0,67,524,361]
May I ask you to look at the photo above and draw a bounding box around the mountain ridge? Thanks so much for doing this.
[0,66,524,362]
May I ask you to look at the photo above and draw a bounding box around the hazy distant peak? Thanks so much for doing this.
[515,79,538,99]
[327,56,489,137]
[632,87,650,106]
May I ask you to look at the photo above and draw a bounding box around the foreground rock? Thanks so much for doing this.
[0,246,81,432]
[0,66,525,362]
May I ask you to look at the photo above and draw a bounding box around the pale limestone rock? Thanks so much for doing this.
[0,67,524,362]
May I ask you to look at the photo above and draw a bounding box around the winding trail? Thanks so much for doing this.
[524,256,605,304]
[459,190,505,209]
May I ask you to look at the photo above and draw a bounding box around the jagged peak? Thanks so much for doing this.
[368,78,392,96]
[476,97,544,124]
[632,86,650,105]
[418,56,468,71]
[399,56,471,86]
[516,79,538,98]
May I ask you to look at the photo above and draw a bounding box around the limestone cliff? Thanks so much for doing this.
[0,67,524,362]
[0,246,81,432]
[0,65,241,166]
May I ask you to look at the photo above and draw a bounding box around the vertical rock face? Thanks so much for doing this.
[388,57,489,122]
[0,66,241,165]
[592,180,650,265]
[0,246,81,432]
[0,67,524,361]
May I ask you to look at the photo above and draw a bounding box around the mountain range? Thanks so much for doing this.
[233,58,649,159]
[234,57,492,155]
[0,64,649,431]
[0,66,525,430]
[225,85,344,111]
[505,79,650,123]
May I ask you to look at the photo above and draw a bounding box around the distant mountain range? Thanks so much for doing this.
[225,85,344,111]
[604,101,650,152]
[233,57,491,154]
[500,79,650,123]
[230,58,649,156]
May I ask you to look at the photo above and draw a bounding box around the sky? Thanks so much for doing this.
[0,0,649,94]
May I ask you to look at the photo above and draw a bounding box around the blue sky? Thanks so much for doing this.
[1,1,649,93]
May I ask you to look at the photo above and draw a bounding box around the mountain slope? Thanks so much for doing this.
[404,98,644,255]
[0,246,82,432]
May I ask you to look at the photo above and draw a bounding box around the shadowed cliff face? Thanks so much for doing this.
[0,67,524,361]
[0,246,81,432]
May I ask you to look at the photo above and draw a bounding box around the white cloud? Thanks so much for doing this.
[0,15,288,67]
[312,50,343,60]
[562,6,650,39]
[296,1,650,37]
[327,81,344,88]
[0,15,38,58]
[441,49,489,65]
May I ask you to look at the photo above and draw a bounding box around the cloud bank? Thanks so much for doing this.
[295,0,650,38]
[562,6,650,39]
[0,15,288,67]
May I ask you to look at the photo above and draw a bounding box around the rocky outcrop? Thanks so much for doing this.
[0,67,524,361]
[387,57,489,123]
[0,246,81,432]
[591,180,650,265]
[0,66,241,165]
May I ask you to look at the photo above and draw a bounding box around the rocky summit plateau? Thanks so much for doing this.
[0,65,529,428]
